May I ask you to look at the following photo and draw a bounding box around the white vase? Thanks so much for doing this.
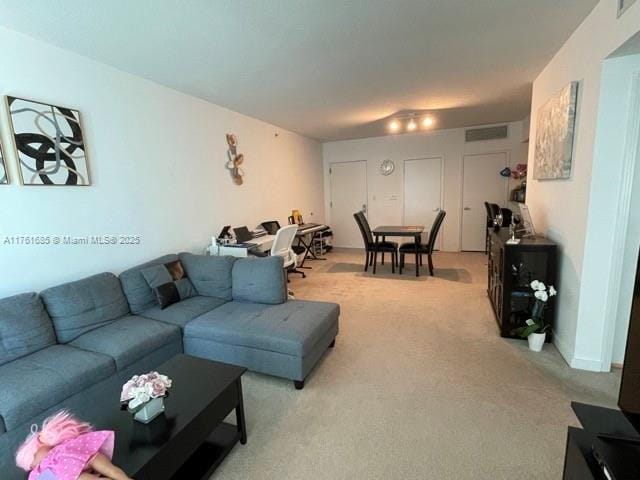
[133,397,165,424]
[527,332,546,352]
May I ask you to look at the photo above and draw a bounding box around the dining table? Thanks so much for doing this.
[372,225,425,277]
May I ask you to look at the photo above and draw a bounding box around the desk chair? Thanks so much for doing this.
[271,225,306,283]
[353,211,398,274]
[399,210,446,276]
[262,220,308,270]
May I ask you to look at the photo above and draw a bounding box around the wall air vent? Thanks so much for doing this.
[465,125,508,142]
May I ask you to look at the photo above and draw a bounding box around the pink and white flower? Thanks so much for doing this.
[121,371,172,410]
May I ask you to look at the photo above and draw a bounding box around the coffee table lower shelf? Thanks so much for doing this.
[170,422,241,480]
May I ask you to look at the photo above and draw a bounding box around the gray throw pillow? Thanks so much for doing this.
[141,260,196,309]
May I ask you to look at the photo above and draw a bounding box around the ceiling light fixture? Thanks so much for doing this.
[422,117,434,128]
[389,120,400,132]
[407,118,417,131]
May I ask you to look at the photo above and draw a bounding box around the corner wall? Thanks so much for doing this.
[526,0,640,370]
[0,27,324,297]
[322,121,528,251]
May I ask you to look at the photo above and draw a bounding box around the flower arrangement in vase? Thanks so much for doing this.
[120,371,172,423]
[512,280,557,352]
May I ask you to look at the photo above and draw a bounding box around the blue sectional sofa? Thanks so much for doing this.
[0,253,339,442]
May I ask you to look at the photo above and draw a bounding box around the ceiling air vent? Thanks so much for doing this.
[465,125,508,142]
[618,0,637,17]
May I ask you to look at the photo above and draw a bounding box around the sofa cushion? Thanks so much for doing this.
[40,273,130,343]
[140,295,227,329]
[120,254,179,314]
[0,292,57,367]
[141,261,196,309]
[179,253,235,300]
[232,256,287,305]
[70,315,181,370]
[184,300,340,356]
[0,345,115,431]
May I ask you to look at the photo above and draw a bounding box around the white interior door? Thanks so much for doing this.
[403,157,443,248]
[330,161,368,248]
[461,152,508,251]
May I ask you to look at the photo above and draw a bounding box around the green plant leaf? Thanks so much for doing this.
[517,323,543,338]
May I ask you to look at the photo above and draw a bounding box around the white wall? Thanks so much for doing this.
[0,27,324,298]
[322,121,528,251]
[526,0,640,370]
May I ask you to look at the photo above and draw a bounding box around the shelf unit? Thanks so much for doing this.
[487,229,557,338]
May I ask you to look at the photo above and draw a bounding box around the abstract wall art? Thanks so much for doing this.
[7,96,90,186]
[533,82,579,180]
[225,133,244,185]
[0,142,7,184]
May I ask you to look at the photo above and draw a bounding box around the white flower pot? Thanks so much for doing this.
[527,332,546,352]
[133,397,165,424]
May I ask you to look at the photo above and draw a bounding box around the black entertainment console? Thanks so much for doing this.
[563,402,640,479]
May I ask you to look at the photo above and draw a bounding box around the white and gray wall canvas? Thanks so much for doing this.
[7,96,90,186]
[533,81,578,180]
[0,142,6,184]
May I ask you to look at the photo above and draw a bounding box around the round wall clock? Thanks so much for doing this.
[379,159,395,176]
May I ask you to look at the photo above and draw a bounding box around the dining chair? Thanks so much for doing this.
[353,211,398,274]
[484,202,494,253]
[399,210,446,276]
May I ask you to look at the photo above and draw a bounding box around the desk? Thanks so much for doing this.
[210,235,275,258]
[295,223,330,267]
[372,226,424,277]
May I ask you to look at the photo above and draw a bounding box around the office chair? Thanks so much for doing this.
[399,210,446,276]
[262,220,308,267]
[270,224,306,282]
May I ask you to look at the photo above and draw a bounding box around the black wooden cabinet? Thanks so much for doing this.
[487,229,557,338]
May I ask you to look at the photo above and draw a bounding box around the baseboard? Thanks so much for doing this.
[570,356,606,372]
[551,330,573,367]
[612,362,623,369]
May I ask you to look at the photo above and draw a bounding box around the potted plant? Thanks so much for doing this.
[120,371,172,423]
[512,280,557,352]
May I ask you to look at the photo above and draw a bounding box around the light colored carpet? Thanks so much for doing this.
[213,249,620,479]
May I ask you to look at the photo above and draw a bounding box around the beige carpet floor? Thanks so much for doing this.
[213,249,620,480]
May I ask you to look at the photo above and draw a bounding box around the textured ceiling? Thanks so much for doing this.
[0,0,598,141]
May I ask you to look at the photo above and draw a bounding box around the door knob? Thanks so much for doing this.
[464,207,471,211]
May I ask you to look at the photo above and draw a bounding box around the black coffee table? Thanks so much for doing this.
[1,354,247,480]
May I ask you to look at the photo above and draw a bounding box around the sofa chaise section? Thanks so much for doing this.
[181,254,340,389]
[184,299,339,388]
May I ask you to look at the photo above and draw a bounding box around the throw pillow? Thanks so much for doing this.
[141,260,196,309]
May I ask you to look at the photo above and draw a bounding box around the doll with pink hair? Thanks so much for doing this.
[15,410,132,480]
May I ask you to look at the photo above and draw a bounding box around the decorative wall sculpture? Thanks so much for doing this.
[0,142,7,184]
[7,96,90,186]
[225,133,244,185]
[533,82,578,180]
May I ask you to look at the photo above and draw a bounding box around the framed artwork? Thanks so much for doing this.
[0,141,7,184]
[6,96,90,186]
[533,82,579,180]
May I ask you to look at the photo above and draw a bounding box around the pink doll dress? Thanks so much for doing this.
[28,431,115,480]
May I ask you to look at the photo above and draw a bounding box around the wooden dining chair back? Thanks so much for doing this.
[354,210,374,245]
[427,210,446,256]
[353,211,398,273]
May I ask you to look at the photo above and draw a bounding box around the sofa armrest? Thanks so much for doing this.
[232,256,287,305]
